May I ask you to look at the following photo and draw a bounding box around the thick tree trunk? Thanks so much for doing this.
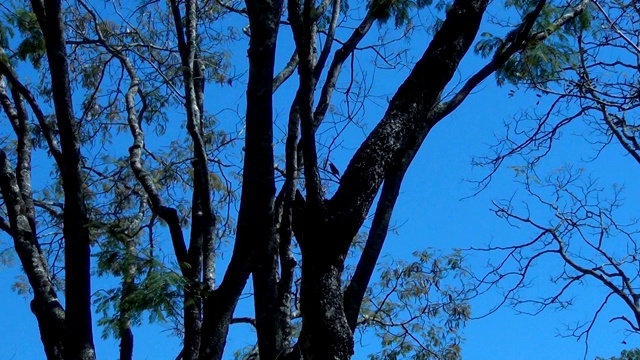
[242,1,284,359]
[196,2,286,360]
[183,289,202,360]
[30,0,96,358]
[31,298,66,360]
[344,116,437,330]
[292,1,490,357]
[198,289,239,360]
[341,0,588,335]
[298,225,353,360]
[119,323,133,360]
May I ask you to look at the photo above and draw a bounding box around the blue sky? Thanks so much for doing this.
[0,1,637,359]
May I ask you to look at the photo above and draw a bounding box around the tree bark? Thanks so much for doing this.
[274,95,302,358]
[243,1,284,359]
[0,151,66,360]
[169,0,212,357]
[197,2,284,359]
[199,284,255,359]
[343,159,411,331]
[331,0,489,230]
[119,238,137,360]
[294,1,490,357]
[1,45,65,360]
[341,0,590,334]
[30,0,96,358]
[298,223,354,360]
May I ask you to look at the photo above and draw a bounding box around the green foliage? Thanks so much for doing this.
[233,344,259,360]
[0,235,15,268]
[0,22,13,64]
[1,0,601,358]
[43,0,239,343]
[11,274,30,296]
[85,151,192,340]
[474,1,594,86]
[597,349,640,360]
[368,0,434,28]
[474,32,503,58]
[563,6,592,34]
[496,40,575,86]
[362,250,472,360]
[94,257,184,340]
[4,8,46,68]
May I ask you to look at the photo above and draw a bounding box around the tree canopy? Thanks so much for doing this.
[0,0,616,359]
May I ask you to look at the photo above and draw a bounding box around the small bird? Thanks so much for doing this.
[328,162,340,178]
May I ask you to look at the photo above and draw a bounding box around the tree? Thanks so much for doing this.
[598,349,640,360]
[0,0,590,359]
[470,0,640,354]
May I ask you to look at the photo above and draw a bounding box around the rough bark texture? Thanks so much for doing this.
[331,0,489,230]
[0,48,66,360]
[298,224,354,360]
[343,158,411,331]
[197,2,285,359]
[30,0,96,358]
[342,0,591,330]
[0,151,66,360]
[292,1,490,358]
[275,97,302,358]
[198,292,236,360]
[0,0,593,359]
[244,1,284,359]
[169,0,214,357]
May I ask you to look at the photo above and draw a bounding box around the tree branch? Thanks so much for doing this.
[0,61,62,165]
[330,0,490,253]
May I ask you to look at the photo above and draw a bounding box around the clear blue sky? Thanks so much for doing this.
[0,1,636,359]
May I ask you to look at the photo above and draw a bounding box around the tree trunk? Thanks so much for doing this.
[0,151,66,360]
[298,225,353,360]
[30,1,96,358]
[118,237,138,360]
[292,1,491,357]
[198,291,237,360]
[243,1,284,359]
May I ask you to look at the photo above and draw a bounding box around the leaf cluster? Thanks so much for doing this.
[361,250,472,360]
[474,1,593,86]
[0,7,45,68]
[93,264,184,340]
[597,349,640,360]
[368,0,435,28]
